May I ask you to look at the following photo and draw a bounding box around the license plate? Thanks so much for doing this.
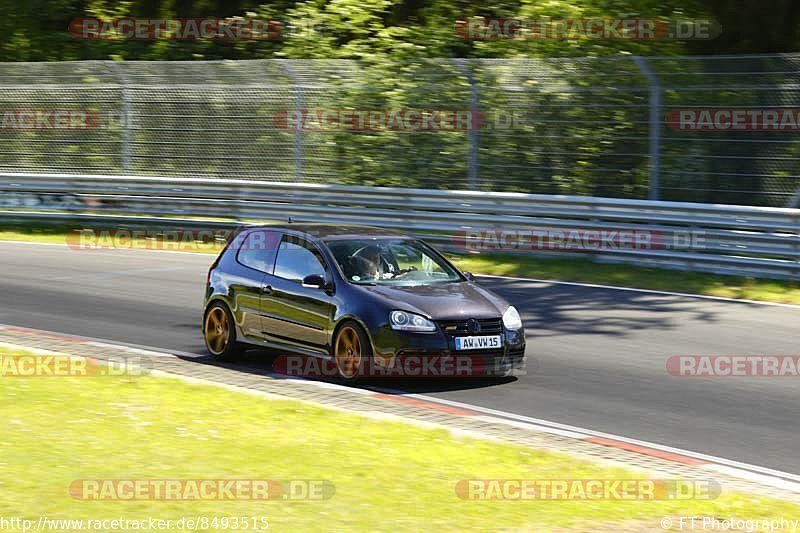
[454,335,502,351]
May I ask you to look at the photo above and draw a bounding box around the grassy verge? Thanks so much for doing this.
[1,347,798,532]
[0,222,224,254]
[1,222,798,305]
[449,253,800,305]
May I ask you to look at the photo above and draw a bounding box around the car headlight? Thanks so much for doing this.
[389,310,437,333]
[502,306,522,330]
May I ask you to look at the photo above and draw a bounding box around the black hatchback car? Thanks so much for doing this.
[203,224,525,380]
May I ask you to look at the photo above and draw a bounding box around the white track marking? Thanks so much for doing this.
[703,464,800,493]
[472,414,587,439]
[5,320,800,484]
[0,342,67,356]
[383,391,800,484]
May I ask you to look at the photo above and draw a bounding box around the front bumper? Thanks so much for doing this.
[371,323,526,377]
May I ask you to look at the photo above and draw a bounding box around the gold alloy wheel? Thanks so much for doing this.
[335,326,362,379]
[204,307,230,356]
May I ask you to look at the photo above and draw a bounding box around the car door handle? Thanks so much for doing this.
[261,285,273,295]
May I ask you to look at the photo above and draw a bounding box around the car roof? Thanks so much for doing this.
[245,223,408,241]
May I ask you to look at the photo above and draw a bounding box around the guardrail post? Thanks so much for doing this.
[283,62,304,183]
[110,62,133,175]
[633,57,662,201]
[453,59,480,191]
[794,212,800,280]
[787,186,800,208]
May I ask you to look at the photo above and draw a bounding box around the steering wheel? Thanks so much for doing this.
[391,265,418,278]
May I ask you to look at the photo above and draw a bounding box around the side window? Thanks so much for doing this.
[236,230,280,274]
[274,237,326,282]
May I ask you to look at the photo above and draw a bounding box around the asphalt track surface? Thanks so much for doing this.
[1,241,798,473]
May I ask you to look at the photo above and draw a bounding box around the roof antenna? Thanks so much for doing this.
[287,216,293,224]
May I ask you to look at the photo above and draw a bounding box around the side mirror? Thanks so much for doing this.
[302,274,326,289]
[463,271,476,281]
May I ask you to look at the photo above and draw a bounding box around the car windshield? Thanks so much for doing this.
[325,238,462,286]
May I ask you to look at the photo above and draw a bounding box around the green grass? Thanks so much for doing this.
[0,222,84,245]
[1,222,798,305]
[0,222,225,254]
[1,348,798,532]
[450,253,800,305]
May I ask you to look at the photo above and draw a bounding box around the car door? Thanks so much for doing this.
[261,234,336,351]
[229,229,280,339]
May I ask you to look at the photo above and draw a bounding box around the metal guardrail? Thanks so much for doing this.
[1,172,798,280]
[2,58,800,207]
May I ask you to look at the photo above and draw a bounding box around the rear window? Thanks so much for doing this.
[235,230,281,274]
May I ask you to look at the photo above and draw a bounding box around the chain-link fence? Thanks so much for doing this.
[1,56,799,207]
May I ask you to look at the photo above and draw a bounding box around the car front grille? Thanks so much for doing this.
[434,318,507,375]
[437,318,503,336]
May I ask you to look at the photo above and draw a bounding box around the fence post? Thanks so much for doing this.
[453,59,480,191]
[283,62,304,183]
[787,186,800,208]
[633,56,661,201]
[110,62,133,175]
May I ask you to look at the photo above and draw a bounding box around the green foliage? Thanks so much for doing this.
[0,0,796,62]
[1,1,798,206]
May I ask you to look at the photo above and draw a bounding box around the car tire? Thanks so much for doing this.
[332,320,372,383]
[204,302,244,362]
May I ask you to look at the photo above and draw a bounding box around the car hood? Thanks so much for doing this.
[357,281,508,320]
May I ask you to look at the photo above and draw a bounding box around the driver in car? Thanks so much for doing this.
[350,245,396,281]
